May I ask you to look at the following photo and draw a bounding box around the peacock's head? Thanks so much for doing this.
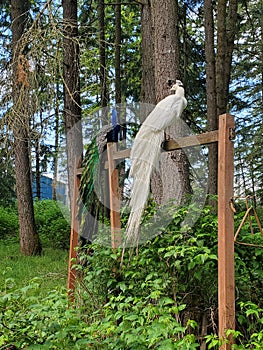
[170,80,184,91]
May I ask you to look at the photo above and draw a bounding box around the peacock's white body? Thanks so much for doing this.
[125,80,187,246]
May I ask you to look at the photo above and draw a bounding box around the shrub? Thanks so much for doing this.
[76,204,263,348]
[34,200,70,249]
[1,204,263,349]
[75,205,219,348]
[1,279,263,349]
[0,206,19,239]
[0,279,90,349]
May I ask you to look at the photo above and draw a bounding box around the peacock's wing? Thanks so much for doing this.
[142,95,187,131]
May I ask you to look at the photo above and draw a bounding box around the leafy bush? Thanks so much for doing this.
[75,204,263,348]
[0,156,16,207]
[0,277,200,350]
[75,205,219,348]
[0,279,90,349]
[1,204,263,349]
[34,200,70,249]
[1,280,263,349]
[0,206,19,239]
[0,200,70,249]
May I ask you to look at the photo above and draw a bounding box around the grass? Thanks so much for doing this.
[0,239,68,295]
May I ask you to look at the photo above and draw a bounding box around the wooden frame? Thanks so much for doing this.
[161,114,235,349]
[67,114,235,349]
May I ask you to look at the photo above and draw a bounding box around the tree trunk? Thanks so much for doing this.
[11,0,42,255]
[62,0,83,205]
[204,0,218,196]
[152,0,180,102]
[216,0,238,115]
[35,137,41,199]
[182,4,187,83]
[225,0,238,101]
[98,0,111,218]
[151,0,191,205]
[52,82,60,201]
[216,0,228,115]
[205,0,238,195]
[115,0,121,104]
[98,0,108,110]
[141,0,155,105]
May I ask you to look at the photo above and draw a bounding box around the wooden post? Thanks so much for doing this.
[67,164,80,302]
[107,142,122,248]
[218,114,235,349]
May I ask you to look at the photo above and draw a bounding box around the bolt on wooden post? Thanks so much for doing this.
[218,114,235,349]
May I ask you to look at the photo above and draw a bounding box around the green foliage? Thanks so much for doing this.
[0,200,70,249]
[34,200,70,249]
[0,205,263,348]
[75,204,263,348]
[0,206,18,239]
[1,280,263,349]
[211,303,263,349]
[0,281,89,349]
[234,208,263,306]
[0,156,16,207]
[75,205,219,348]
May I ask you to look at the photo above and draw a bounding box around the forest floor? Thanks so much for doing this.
[0,239,68,295]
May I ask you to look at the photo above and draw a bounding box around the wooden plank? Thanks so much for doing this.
[104,130,218,169]
[104,148,131,169]
[67,165,81,302]
[112,148,131,161]
[162,130,218,151]
[107,143,122,249]
[217,114,235,349]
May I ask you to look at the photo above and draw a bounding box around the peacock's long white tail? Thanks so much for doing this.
[124,84,187,247]
[125,128,163,246]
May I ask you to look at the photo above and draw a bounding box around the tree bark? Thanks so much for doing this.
[115,0,121,104]
[205,0,238,195]
[151,0,191,205]
[62,0,83,205]
[35,136,41,199]
[152,0,180,102]
[216,0,228,116]
[204,0,218,196]
[11,0,42,255]
[141,0,155,105]
[225,0,238,100]
[98,0,108,110]
[216,0,238,115]
[52,81,60,201]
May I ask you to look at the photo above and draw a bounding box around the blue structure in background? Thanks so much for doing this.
[32,175,67,204]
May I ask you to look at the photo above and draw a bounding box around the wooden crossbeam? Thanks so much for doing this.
[162,130,218,151]
[104,130,219,169]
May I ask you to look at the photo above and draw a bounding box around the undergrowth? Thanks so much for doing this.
[0,204,263,349]
[73,204,263,349]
